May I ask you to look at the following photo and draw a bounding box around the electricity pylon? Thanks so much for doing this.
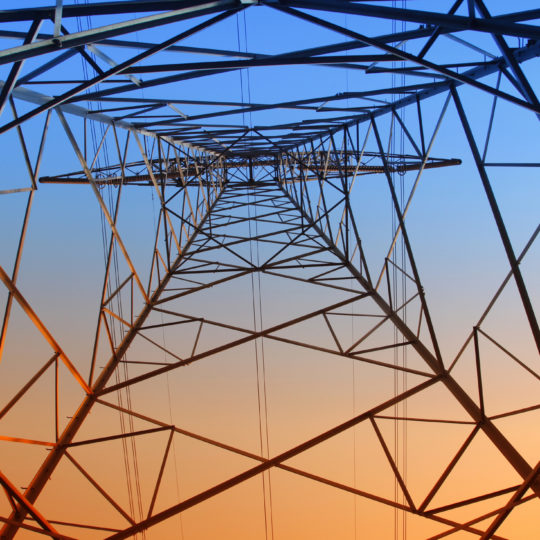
[1,2,539,538]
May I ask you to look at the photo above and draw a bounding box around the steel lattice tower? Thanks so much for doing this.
[0,1,539,538]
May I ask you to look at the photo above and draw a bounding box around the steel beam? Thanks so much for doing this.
[451,84,540,355]
[277,153,540,498]
[0,173,227,540]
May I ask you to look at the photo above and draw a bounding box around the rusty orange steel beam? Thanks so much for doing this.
[0,470,63,538]
[0,436,54,447]
[0,177,226,539]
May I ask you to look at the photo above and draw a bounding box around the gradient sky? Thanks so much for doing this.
[1,1,539,538]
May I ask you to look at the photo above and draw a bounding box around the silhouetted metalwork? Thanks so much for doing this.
[0,1,539,538]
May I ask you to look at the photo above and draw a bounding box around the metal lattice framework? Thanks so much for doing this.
[0,1,539,538]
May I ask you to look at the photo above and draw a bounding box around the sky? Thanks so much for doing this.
[0,1,540,539]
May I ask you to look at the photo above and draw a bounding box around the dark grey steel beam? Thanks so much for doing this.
[1,0,539,32]
[475,0,540,109]
[0,19,41,118]
[451,84,540,355]
[417,0,464,59]
[0,1,238,65]
[276,17,540,150]
[121,53,401,73]
[0,9,241,136]
[0,0,234,21]
[271,5,540,115]
[16,48,79,86]
[0,29,261,59]
[272,1,540,40]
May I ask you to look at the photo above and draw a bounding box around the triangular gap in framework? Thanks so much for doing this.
[180,230,257,271]
[491,408,540,467]
[262,248,357,290]
[169,257,253,298]
[260,276,364,335]
[48,358,92,444]
[344,298,421,354]
[259,228,334,266]
[262,335,429,455]
[99,254,137,324]
[139,310,205,355]
[326,291,422,355]
[353,363,431,423]
[36,447,135,533]
[373,382,477,506]
[261,240,332,272]
[148,431,264,521]
[283,417,408,506]
[474,328,540,419]
[243,201,303,234]
[394,506,464,539]
[88,301,126,386]
[427,489,533,540]
[73,397,159,450]
[186,318,257,358]
[481,70,540,167]
[448,339,484,413]
[0,443,49,509]
[194,233,279,274]
[160,271,263,328]
[1,98,49,191]
[300,177,345,238]
[99,337,267,452]
[449,79,540,263]
[352,344,435,386]
[0,194,34,279]
[54,120,152,317]
[421,496,515,540]
[413,308,440,364]
[272,464,400,538]
[0,469,60,538]
[0,300,88,437]
[344,118,443,290]
[98,324,201,392]
[141,422,262,505]
[426,428,525,515]
[477,264,540,379]
[146,435,185,519]
[152,473,275,539]
[323,195,351,254]
[269,310,347,353]
[519,227,540,320]
[299,263,364,294]
[67,427,173,522]
[0,351,57,440]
